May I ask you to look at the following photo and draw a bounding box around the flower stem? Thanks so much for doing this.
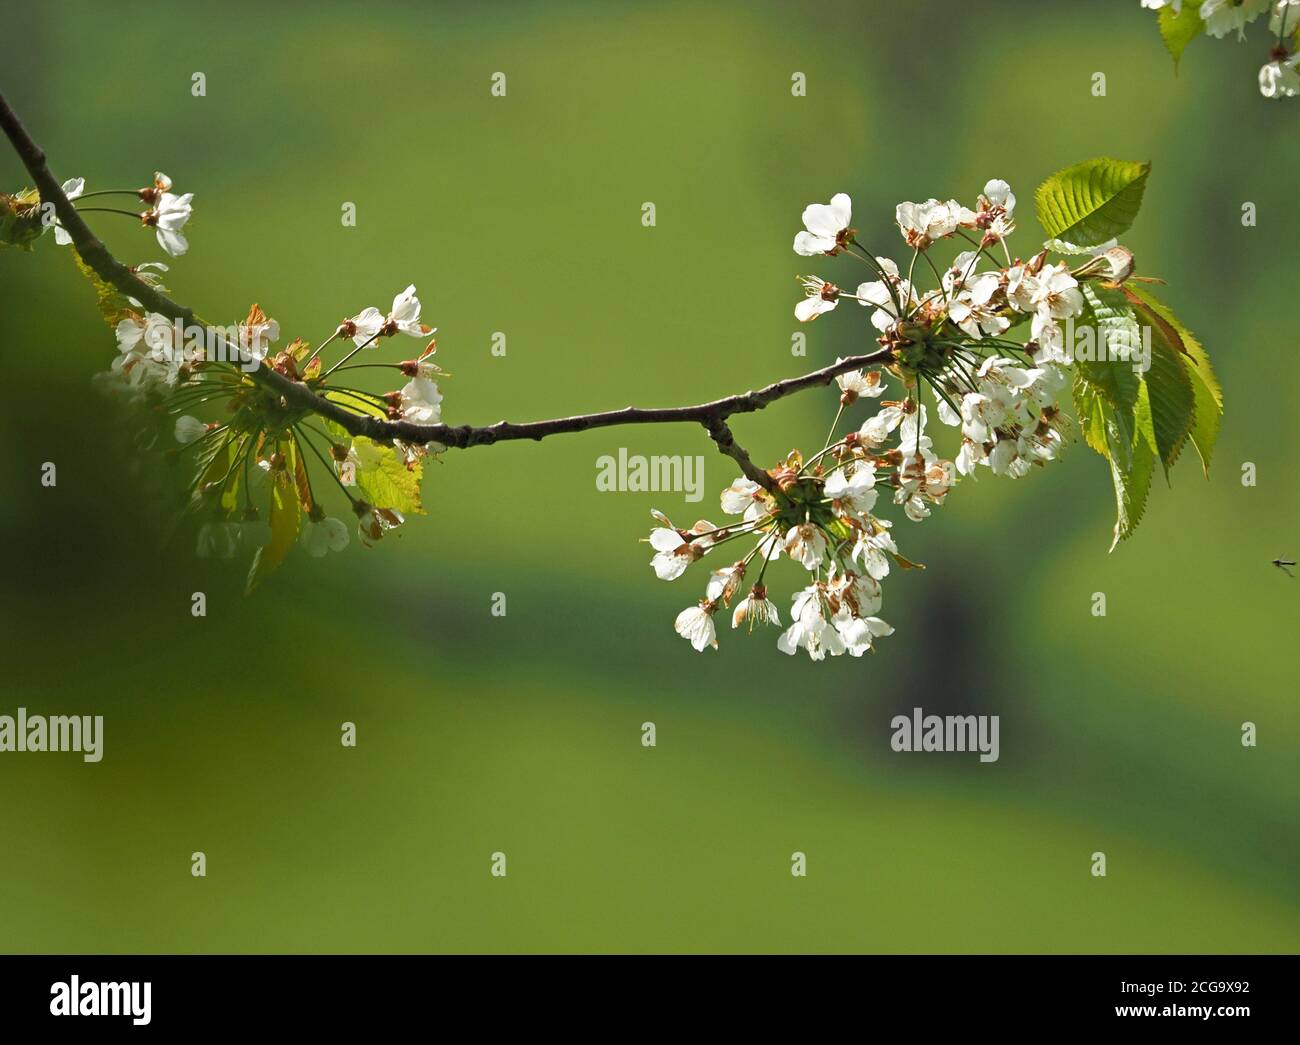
[954,230,1004,272]
[294,424,357,504]
[821,402,845,452]
[322,330,383,377]
[302,328,340,370]
[73,206,140,219]
[73,189,139,200]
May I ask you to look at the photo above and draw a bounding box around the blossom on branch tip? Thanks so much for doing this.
[354,501,404,546]
[340,307,384,347]
[304,510,350,557]
[894,198,976,250]
[793,193,853,256]
[384,284,433,338]
[143,191,193,256]
[174,415,209,444]
[974,179,1016,243]
[648,511,715,580]
[795,276,842,322]
[720,476,768,519]
[1200,0,1268,39]
[388,376,443,423]
[783,522,829,570]
[856,257,918,333]
[674,601,719,651]
[776,586,846,661]
[823,466,878,518]
[835,365,886,404]
[732,585,780,630]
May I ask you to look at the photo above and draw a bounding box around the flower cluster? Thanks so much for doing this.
[162,284,448,575]
[654,178,1130,659]
[2,156,455,586]
[1141,0,1300,98]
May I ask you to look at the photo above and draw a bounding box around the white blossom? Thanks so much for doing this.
[894,198,976,250]
[783,522,829,570]
[395,377,442,423]
[174,415,208,444]
[385,284,432,337]
[304,515,350,557]
[823,466,878,518]
[343,307,384,347]
[777,587,846,661]
[147,191,193,256]
[720,476,763,515]
[835,365,886,404]
[856,256,919,333]
[795,276,841,322]
[859,404,905,446]
[974,178,1017,242]
[833,610,894,656]
[674,601,719,651]
[793,193,852,256]
[732,586,780,630]
[1201,0,1269,38]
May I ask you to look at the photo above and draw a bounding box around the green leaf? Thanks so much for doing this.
[1158,5,1204,68]
[1074,285,1142,471]
[324,389,384,419]
[1035,158,1151,249]
[1123,285,1222,476]
[190,433,235,507]
[354,437,425,515]
[1072,283,1221,546]
[1139,315,1194,481]
[1074,365,1137,473]
[246,437,303,594]
[1107,408,1156,551]
[1073,284,1163,547]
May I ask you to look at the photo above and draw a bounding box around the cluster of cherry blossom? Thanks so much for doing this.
[1141,0,1300,97]
[50,167,449,561]
[172,284,446,560]
[654,176,1122,659]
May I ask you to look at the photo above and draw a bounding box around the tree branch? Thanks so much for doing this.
[0,87,894,483]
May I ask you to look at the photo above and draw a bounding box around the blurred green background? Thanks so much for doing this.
[1,0,1296,953]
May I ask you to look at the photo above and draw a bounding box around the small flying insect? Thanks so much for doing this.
[1273,557,1296,578]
